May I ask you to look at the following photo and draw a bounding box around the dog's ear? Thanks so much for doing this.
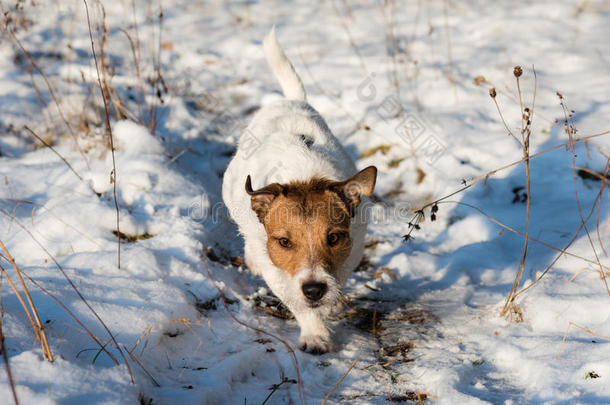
[330,166,377,216]
[245,175,285,222]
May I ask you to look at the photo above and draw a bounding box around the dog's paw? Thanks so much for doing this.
[299,335,333,355]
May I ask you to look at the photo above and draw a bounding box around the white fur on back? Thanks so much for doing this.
[263,27,306,101]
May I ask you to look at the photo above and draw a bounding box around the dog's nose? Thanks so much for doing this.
[301,282,327,302]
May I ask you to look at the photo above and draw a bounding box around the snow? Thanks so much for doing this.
[0,0,609,404]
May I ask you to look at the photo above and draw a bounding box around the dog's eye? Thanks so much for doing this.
[327,233,341,246]
[278,238,293,249]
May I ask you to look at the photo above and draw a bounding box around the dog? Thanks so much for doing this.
[222,27,377,354]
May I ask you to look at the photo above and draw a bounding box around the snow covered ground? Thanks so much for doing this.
[0,0,609,403]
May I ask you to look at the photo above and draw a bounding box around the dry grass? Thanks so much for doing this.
[0,240,53,361]
[0,208,134,382]
[559,321,610,359]
[401,65,610,319]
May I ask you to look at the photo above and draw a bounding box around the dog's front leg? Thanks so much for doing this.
[293,310,332,354]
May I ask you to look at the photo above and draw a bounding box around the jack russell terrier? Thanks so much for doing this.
[222,27,377,354]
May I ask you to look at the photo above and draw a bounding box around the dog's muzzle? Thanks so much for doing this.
[301,281,327,303]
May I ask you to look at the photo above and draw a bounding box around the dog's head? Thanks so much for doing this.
[246,166,377,308]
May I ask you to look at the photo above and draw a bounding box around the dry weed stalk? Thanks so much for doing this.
[23,126,84,182]
[402,67,610,311]
[322,357,358,405]
[559,321,610,359]
[558,93,610,296]
[83,0,121,269]
[498,66,535,318]
[515,155,609,299]
[402,128,609,240]
[0,240,53,361]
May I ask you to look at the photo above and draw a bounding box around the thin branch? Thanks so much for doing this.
[559,321,610,359]
[560,97,610,296]
[437,201,610,272]
[402,129,610,241]
[83,0,121,269]
[23,126,84,182]
[261,376,295,405]
[501,67,532,317]
[322,357,358,405]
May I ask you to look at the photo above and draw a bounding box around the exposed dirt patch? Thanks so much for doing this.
[249,292,294,320]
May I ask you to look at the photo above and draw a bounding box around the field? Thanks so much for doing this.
[0,1,609,403]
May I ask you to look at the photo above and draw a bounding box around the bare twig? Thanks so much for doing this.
[23,126,84,182]
[118,27,144,125]
[559,94,609,296]
[126,347,160,387]
[437,201,610,272]
[515,178,606,298]
[83,0,121,269]
[402,130,610,242]
[261,376,295,405]
[559,321,610,359]
[322,358,358,405]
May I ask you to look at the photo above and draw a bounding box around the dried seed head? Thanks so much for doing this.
[489,87,497,98]
[473,75,486,86]
[513,66,523,78]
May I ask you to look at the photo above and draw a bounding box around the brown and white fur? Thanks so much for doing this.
[222,27,377,354]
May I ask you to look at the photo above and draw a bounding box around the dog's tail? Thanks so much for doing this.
[263,27,306,101]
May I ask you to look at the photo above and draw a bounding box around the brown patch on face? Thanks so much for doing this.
[264,182,352,276]
[245,166,377,278]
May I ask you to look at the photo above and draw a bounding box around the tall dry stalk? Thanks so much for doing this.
[83,0,121,269]
[499,66,535,318]
[0,240,53,361]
